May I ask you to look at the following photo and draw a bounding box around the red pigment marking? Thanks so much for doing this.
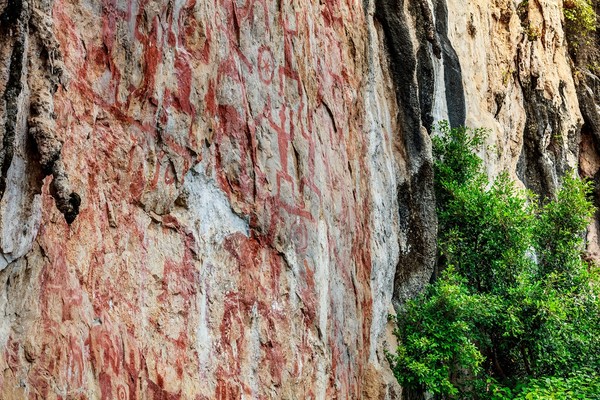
[70,81,156,134]
[118,339,141,400]
[321,0,344,28]
[257,46,275,84]
[218,234,310,392]
[180,1,212,64]
[150,150,165,189]
[28,358,51,398]
[53,1,80,63]
[269,106,289,173]
[216,54,244,86]
[116,384,128,400]
[3,336,19,370]
[277,62,303,100]
[61,287,84,322]
[65,77,197,209]
[159,259,197,304]
[132,16,161,105]
[57,0,374,395]
[281,11,298,36]
[67,335,85,387]
[146,377,182,400]
[215,374,241,400]
[174,53,195,116]
[204,81,217,116]
[90,324,124,375]
[39,252,70,329]
[99,371,113,400]
[100,0,126,105]
[213,104,255,210]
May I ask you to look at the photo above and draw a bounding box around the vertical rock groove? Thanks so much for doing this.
[29,0,81,223]
[0,0,80,224]
[433,0,466,128]
[374,0,466,305]
[0,0,26,199]
[570,1,600,257]
[374,0,437,305]
[514,2,581,198]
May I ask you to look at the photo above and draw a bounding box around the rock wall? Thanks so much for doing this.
[0,0,595,398]
[572,1,600,259]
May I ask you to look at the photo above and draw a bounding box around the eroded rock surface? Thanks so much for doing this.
[0,0,596,398]
[0,0,405,397]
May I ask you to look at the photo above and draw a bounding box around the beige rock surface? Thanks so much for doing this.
[448,0,582,185]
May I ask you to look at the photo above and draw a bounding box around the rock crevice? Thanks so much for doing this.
[0,0,79,226]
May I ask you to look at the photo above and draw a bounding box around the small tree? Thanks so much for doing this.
[388,123,600,398]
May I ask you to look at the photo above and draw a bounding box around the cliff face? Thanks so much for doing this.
[0,0,593,398]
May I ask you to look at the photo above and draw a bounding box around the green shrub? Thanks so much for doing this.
[388,123,600,398]
[387,269,489,396]
[512,371,600,399]
[563,0,597,52]
[564,0,596,34]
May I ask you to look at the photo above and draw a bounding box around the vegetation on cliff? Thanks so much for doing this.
[388,122,600,398]
[563,0,597,52]
[563,0,596,35]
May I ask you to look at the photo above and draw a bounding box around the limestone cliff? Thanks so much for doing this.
[0,0,594,398]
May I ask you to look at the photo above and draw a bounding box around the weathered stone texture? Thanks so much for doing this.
[0,0,595,398]
[448,0,582,191]
[0,0,404,397]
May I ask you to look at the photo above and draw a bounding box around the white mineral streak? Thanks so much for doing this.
[316,220,330,344]
[181,160,250,244]
[431,54,449,126]
[196,287,211,372]
[0,82,42,272]
[173,156,249,391]
[427,0,449,125]
[365,0,400,365]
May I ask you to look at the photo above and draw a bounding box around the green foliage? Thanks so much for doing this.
[439,172,536,294]
[388,122,600,398]
[387,269,490,396]
[512,371,600,399]
[486,370,600,399]
[563,0,597,51]
[564,0,596,34]
[432,121,486,192]
[525,24,541,41]
[535,174,595,280]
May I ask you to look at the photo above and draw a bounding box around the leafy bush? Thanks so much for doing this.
[564,0,596,34]
[387,269,489,396]
[484,371,600,400]
[563,0,597,52]
[388,122,600,398]
[512,371,600,400]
